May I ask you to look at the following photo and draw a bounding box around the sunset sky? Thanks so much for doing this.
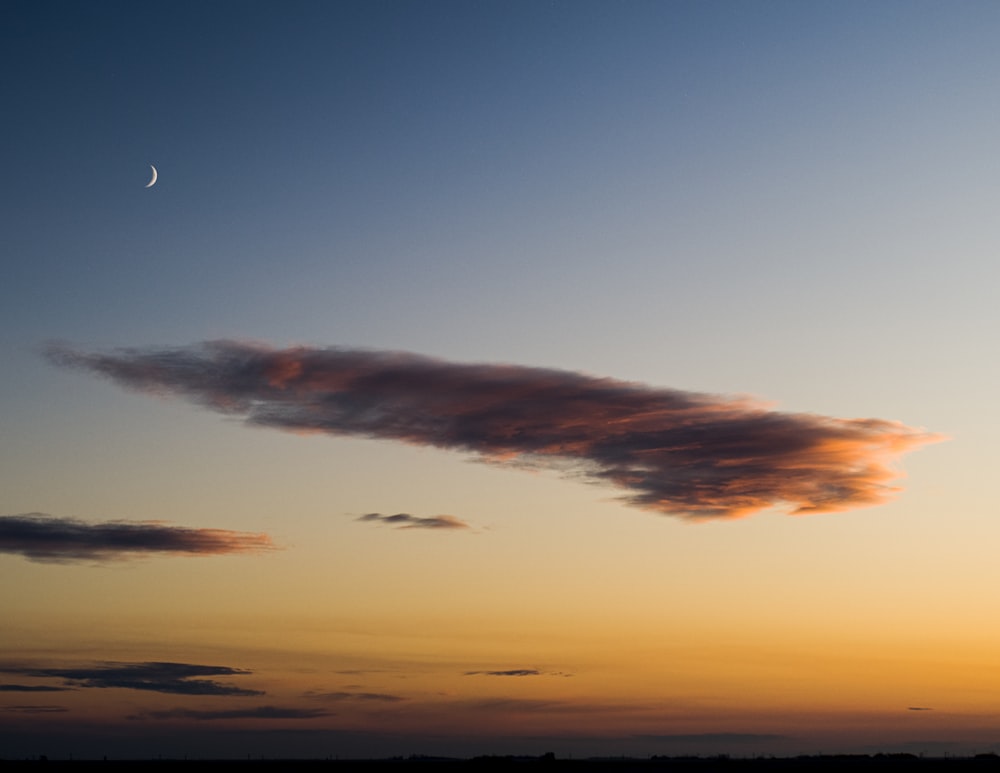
[3,0,999,760]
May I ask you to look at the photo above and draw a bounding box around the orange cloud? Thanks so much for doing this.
[47,341,943,520]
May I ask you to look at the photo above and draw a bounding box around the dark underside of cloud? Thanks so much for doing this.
[0,684,72,692]
[135,706,331,721]
[0,661,263,696]
[47,341,942,520]
[464,670,541,677]
[357,513,469,530]
[0,513,275,563]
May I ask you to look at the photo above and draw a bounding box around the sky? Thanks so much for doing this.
[2,0,999,760]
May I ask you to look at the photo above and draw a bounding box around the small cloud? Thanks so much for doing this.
[306,691,405,703]
[47,341,943,520]
[0,684,72,692]
[908,706,934,711]
[0,661,263,696]
[135,705,331,721]
[463,669,541,677]
[357,513,470,530]
[0,513,276,563]
[4,705,69,713]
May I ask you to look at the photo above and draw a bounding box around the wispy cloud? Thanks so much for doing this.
[357,513,470,530]
[135,706,331,721]
[461,698,567,713]
[0,661,263,696]
[3,705,69,713]
[463,669,573,678]
[0,513,275,563]
[47,341,943,520]
[464,670,540,677]
[306,691,405,702]
[636,733,787,744]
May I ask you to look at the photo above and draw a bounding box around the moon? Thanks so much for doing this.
[145,165,158,188]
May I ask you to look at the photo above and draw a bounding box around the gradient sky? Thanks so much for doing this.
[3,0,999,760]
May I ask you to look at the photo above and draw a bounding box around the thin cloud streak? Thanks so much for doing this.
[636,733,787,743]
[0,661,263,696]
[0,684,72,692]
[4,705,69,713]
[357,513,470,530]
[307,691,405,702]
[464,670,541,677]
[0,513,275,563]
[135,706,331,721]
[47,341,944,520]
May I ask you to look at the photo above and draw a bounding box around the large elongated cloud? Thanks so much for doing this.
[47,341,942,520]
[0,513,275,563]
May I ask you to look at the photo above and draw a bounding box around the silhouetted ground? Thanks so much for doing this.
[3,754,1000,771]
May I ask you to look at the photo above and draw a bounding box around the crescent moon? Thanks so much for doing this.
[145,165,158,188]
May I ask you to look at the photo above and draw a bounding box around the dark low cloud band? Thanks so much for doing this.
[0,513,275,563]
[136,705,329,721]
[0,661,263,696]
[47,341,942,520]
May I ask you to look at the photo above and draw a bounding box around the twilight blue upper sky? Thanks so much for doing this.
[7,0,997,359]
